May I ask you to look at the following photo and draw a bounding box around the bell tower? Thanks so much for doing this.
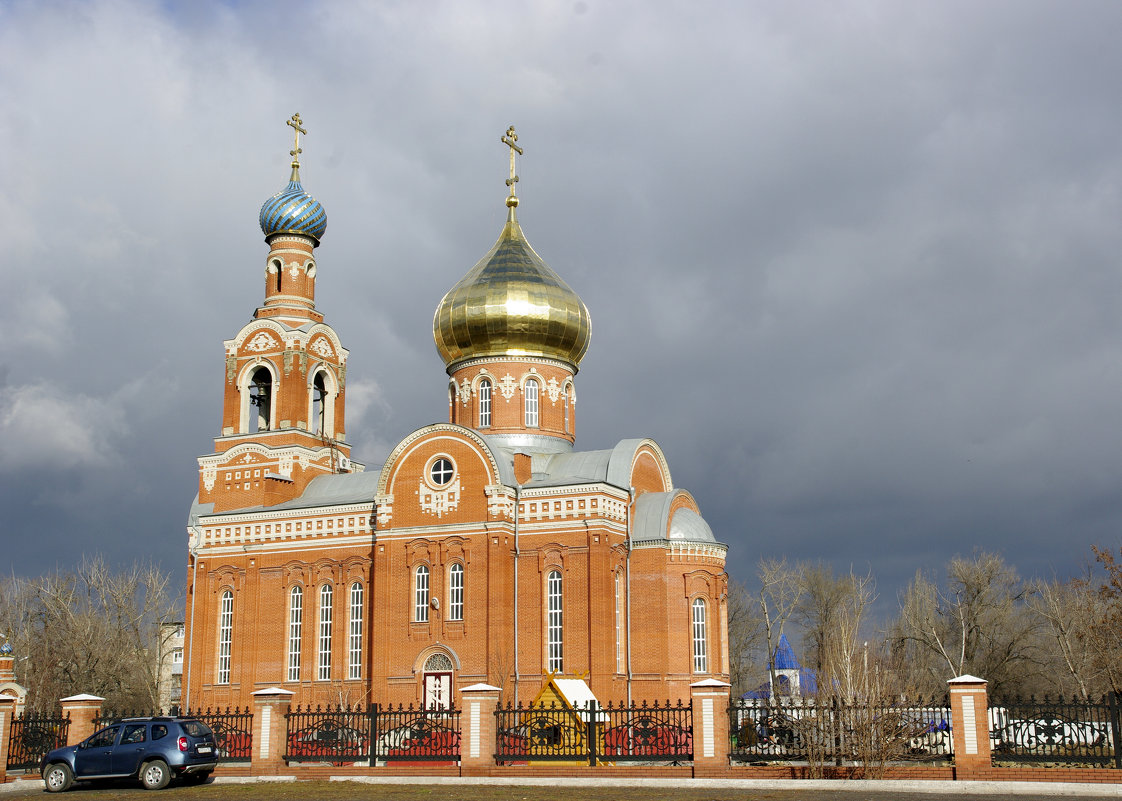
[197,114,360,514]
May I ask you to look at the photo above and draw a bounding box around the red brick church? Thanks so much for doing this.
[183,118,729,711]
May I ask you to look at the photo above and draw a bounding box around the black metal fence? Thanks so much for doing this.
[990,694,1121,768]
[729,696,953,764]
[6,713,70,772]
[285,705,460,764]
[189,707,253,762]
[495,700,693,765]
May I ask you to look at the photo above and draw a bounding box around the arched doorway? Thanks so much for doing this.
[422,652,453,710]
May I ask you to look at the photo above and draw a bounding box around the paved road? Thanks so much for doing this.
[3,777,1122,800]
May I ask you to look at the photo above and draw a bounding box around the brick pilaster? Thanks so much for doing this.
[690,679,731,771]
[0,693,17,783]
[948,674,990,775]
[459,683,501,773]
[251,687,294,774]
[60,694,105,746]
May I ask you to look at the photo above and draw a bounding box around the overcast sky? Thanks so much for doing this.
[2,0,1122,616]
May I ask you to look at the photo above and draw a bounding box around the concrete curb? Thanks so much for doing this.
[322,775,1122,796]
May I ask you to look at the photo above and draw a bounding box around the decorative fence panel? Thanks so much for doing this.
[990,694,1121,768]
[372,705,460,763]
[495,700,692,765]
[189,707,253,762]
[729,696,953,764]
[284,705,460,765]
[6,713,70,772]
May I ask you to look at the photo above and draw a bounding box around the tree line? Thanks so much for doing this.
[0,556,180,714]
[727,546,1122,701]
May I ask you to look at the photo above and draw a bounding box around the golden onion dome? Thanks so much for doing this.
[433,127,591,372]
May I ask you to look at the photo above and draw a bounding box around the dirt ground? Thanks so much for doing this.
[3,778,1122,801]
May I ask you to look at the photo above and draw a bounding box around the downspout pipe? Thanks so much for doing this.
[184,526,201,712]
[513,483,521,705]
[626,486,635,707]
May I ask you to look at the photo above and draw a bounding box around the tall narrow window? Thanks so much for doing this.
[415,565,430,622]
[614,571,623,674]
[348,582,363,680]
[448,563,464,621]
[217,590,233,684]
[547,570,563,673]
[478,379,492,427]
[563,391,570,434]
[692,597,708,674]
[524,379,539,428]
[318,584,333,680]
[287,586,303,682]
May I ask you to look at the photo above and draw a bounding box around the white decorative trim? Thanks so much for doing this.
[460,378,472,405]
[247,331,277,352]
[546,377,561,404]
[485,485,515,519]
[310,337,334,358]
[498,374,517,400]
[375,494,394,526]
[418,477,461,518]
[202,464,218,492]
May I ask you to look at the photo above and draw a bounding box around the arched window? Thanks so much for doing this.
[217,590,233,684]
[415,565,430,622]
[448,563,464,621]
[524,379,539,428]
[614,571,623,674]
[478,379,492,428]
[547,570,563,673]
[287,586,303,682]
[248,367,272,433]
[318,584,333,680]
[563,390,570,434]
[692,597,708,674]
[348,582,363,680]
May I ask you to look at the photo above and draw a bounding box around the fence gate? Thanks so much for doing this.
[6,713,70,773]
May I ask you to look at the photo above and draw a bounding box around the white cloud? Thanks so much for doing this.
[0,382,125,471]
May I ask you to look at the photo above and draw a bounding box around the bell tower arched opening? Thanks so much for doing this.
[238,364,276,434]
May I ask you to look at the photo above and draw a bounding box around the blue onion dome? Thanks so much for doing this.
[259,166,327,244]
[0,642,11,655]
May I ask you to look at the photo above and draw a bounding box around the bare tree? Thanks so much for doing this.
[757,558,804,698]
[892,551,1040,695]
[0,556,179,713]
[725,578,764,697]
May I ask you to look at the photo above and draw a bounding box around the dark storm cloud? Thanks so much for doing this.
[2,0,1122,610]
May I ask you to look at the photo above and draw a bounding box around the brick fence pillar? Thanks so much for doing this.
[0,693,17,783]
[459,683,500,774]
[60,694,105,746]
[251,687,294,775]
[690,679,731,773]
[948,674,990,777]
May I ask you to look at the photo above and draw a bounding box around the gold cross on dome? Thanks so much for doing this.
[501,125,522,200]
[287,113,307,165]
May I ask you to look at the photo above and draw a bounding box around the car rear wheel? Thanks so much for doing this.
[43,763,73,793]
[140,759,171,791]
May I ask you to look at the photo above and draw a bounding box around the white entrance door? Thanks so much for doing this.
[423,671,451,710]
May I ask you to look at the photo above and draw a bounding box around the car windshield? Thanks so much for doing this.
[180,720,213,738]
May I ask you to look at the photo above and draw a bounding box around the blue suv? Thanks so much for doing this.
[40,716,218,792]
